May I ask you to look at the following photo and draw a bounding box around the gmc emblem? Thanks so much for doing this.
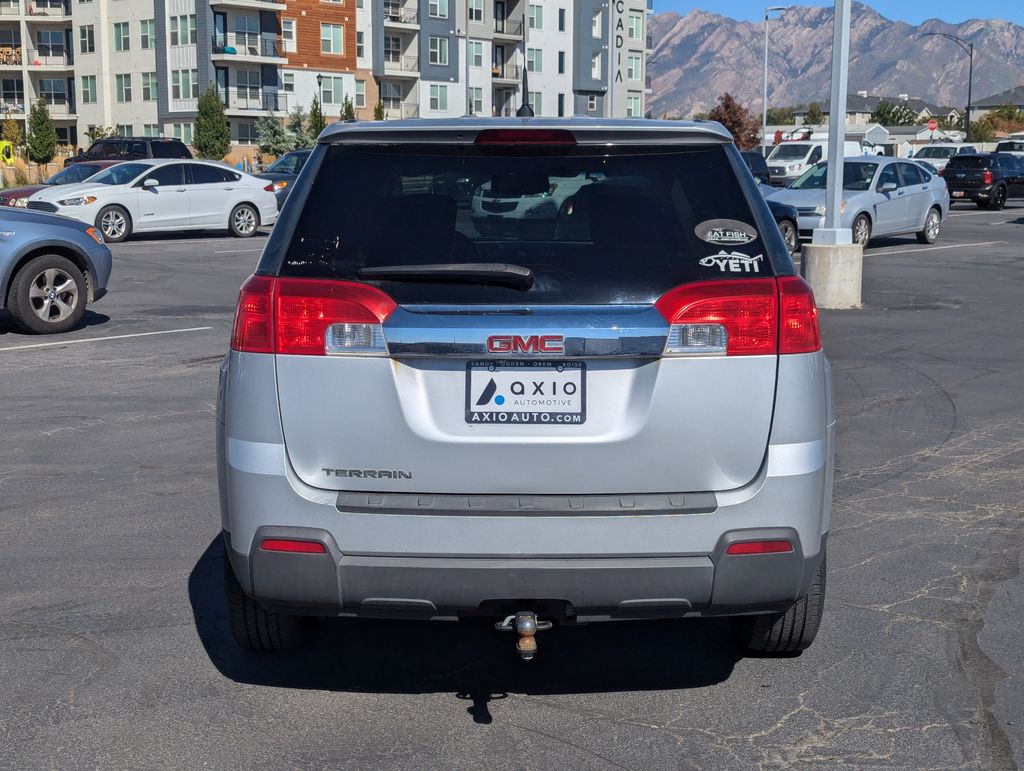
[486,334,565,354]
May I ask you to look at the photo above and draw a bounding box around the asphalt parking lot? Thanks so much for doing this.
[2,205,1023,769]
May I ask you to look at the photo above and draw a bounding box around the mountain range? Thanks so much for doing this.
[648,3,1024,119]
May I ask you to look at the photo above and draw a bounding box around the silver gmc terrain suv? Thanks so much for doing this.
[217,118,834,658]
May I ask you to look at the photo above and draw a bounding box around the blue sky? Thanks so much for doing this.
[656,1,1024,26]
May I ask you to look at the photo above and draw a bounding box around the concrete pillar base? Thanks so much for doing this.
[803,243,863,309]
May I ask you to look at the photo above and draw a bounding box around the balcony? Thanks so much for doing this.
[382,1,418,26]
[0,4,20,16]
[0,97,26,114]
[491,63,521,83]
[25,0,69,20]
[382,55,419,78]
[209,0,286,10]
[30,95,75,116]
[211,33,286,63]
[225,88,288,114]
[492,18,523,38]
[26,47,70,68]
[0,45,23,65]
[382,102,419,119]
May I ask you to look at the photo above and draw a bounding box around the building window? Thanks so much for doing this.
[591,10,602,38]
[143,124,160,137]
[468,86,482,115]
[140,19,155,49]
[282,20,296,54]
[172,69,198,100]
[429,83,447,111]
[627,54,640,80]
[116,124,132,137]
[528,91,541,114]
[557,50,565,74]
[113,22,129,52]
[237,121,257,145]
[591,52,601,79]
[170,15,196,47]
[141,72,157,101]
[627,13,642,40]
[528,4,542,29]
[428,36,448,66]
[322,75,344,104]
[626,94,641,117]
[115,73,132,102]
[468,0,483,22]
[381,81,401,109]
[557,92,565,116]
[468,40,483,67]
[237,70,261,100]
[587,94,597,112]
[383,36,400,63]
[79,25,94,54]
[81,75,96,104]
[558,8,566,31]
[355,80,365,108]
[356,31,364,59]
[172,123,194,144]
[321,23,343,54]
[233,15,258,48]
[283,73,295,92]
[428,0,448,18]
[526,47,541,73]
[39,78,66,105]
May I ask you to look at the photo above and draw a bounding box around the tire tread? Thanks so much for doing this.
[742,549,826,654]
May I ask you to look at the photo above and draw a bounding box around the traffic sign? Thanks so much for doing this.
[927,119,938,131]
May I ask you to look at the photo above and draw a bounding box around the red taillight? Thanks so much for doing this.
[275,278,396,355]
[263,183,275,192]
[231,276,396,355]
[656,279,778,356]
[474,129,577,146]
[777,276,821,354]
[259,538,327,554]
[982,170,994,185]
[726,540,794,555]
[231,275,275,353]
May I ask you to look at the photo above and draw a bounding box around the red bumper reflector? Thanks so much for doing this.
[726,540,794,555]
[259,538,327,554]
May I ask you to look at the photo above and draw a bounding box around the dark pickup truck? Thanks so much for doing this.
[943,153,1024,210]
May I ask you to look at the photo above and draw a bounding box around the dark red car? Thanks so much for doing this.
[0,161,121,208]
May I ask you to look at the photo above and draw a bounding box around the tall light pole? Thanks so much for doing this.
[762,6,788,156]
[921,32,974,141]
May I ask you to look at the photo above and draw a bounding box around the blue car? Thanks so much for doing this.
[0,208,112,334]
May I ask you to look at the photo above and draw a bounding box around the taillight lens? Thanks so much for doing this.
[777,276,821,354]
[726,540,794,555]
[982,170,994,185]
[260,538,327,554]
[474,129,577,146]
[231,275,275,353]
[275,278,396,356]
[230,277,396,355]
[656,279,778,356]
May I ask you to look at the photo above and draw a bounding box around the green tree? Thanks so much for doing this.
[287,105,309,149]
[256,113,292,156]
[340,96,356,121]
[765,106,796,125]
[936,112,962,132]
[373,101,385,121]
[871,100,916,126]
[990,104,1024,123]
[2,116,22,146]
[26,99,57,181]
[308,94,327,138]
[193,85,231,160]
[85,125,116,144]
[708,92,761,150]
[969,118,996,143]
[805,102,823,124]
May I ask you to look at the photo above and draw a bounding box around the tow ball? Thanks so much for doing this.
[495,611,553,661]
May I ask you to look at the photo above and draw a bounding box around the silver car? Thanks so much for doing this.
[217,118,835,659]
[769,157,949,246]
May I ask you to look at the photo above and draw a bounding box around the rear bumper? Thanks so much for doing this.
[948,185,992,202]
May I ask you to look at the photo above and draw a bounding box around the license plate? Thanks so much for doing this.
[466,361,586,425]
[952,191,965,198]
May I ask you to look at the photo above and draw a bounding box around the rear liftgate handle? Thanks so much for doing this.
[495,611,553,661]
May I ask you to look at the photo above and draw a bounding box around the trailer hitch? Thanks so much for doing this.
[495,611,553,661]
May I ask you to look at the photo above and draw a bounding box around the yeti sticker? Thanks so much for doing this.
[700,251,764,273]
[694,219,758,246]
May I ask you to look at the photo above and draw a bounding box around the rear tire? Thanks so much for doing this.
[8,254,87,334]
[778,218,798,253]
[229,203,259,238]
[224,554,300,651]
[986,185,1006,211]
[851,213,871,246]
[96,205,132,243]
[916,207,941,244]
[740,548,826,655]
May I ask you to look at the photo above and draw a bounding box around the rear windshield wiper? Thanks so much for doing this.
[359,263,534,290]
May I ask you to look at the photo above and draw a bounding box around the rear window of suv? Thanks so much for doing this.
[150,140,191,158]
[280,144,773,305]
[946,157,988,170]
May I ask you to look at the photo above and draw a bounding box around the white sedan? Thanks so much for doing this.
[26,159,278,242]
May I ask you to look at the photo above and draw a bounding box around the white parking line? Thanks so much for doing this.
[0,326,214,352]
[864,240,1006,258]
[948,210,1008,218]
[213,248,263,254]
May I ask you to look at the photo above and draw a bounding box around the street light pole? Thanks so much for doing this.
[921,32,974,140]
[762,6,788,156]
